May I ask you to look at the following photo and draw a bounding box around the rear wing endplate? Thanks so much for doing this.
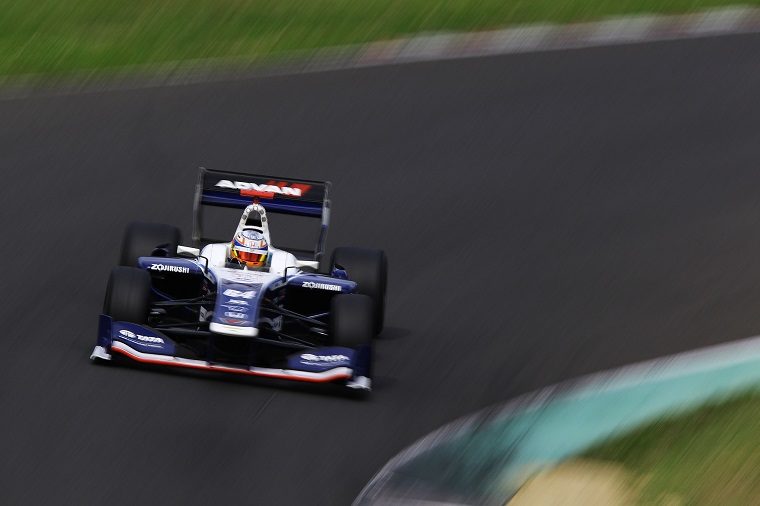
[193,167,331,261]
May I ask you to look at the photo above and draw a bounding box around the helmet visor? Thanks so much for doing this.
[235,250,267,266]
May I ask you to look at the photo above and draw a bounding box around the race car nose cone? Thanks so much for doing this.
[209,322,259,337]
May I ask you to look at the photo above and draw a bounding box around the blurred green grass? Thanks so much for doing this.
[585,391,760,504]
[0,0,756,76]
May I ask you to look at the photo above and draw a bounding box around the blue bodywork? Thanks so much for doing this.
[97,314,371,378]
[96,255,370,387]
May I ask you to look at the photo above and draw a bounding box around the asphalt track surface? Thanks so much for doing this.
[2,33,760,505]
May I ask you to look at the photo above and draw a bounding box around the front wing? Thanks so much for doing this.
[91,316,372,390]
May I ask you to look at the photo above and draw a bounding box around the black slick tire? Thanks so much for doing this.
[330,294,373,348]
[330,247,387,335]
[103,266,151,324]
[120,222,181,267]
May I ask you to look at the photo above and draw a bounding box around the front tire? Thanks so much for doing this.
[330,294,373,348]
[103,266,151,323]
[120,222,181,267]
[330,247,387,335]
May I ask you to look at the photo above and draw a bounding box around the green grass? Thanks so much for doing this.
[584,390,760,505]
[0,0,757,78]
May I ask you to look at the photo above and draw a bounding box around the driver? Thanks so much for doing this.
[229,228,270,270]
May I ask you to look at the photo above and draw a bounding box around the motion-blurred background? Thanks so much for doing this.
[0,0,754,77]
[2,2,760,505]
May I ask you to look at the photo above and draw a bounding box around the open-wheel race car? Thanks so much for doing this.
[90,168,387,392]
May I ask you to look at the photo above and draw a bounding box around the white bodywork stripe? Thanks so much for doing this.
[90,345,112,361]
[209,322,259,337]
[177,245,200,256]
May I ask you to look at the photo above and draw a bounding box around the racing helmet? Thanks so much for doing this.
[230,228,269,268]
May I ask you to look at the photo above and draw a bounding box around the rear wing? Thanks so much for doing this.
[193,167,331,261]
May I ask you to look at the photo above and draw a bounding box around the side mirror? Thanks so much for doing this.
[332,264,348,280]
[151,244,171,257]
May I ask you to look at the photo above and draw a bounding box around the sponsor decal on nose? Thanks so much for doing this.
[223,288,257,299]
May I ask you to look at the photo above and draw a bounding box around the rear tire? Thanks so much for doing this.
[330,247,387,335]
[120,222,181,267]
[103,267,151,323]
[330,294,373,348]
